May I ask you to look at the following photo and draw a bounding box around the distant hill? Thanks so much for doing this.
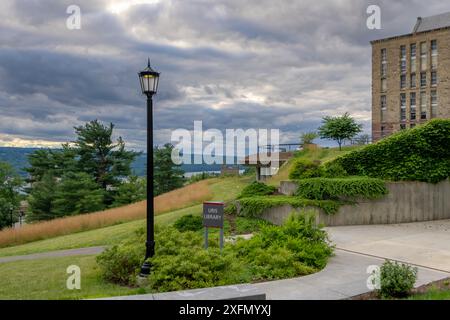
[0,147,244,177]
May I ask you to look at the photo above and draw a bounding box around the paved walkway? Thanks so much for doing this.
[326,219,450,273]
[0,246,106,264]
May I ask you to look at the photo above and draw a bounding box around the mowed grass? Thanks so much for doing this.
[0,179,213,249]
[0,255,143,300]
[0,176,250,257]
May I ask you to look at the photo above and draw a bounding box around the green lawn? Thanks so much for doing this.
[0,255,142,300]
[408,289,450,300]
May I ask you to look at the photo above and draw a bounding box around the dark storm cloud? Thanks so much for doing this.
[0,0,449,149]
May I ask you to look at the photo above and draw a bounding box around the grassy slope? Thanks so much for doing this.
[0,176,250,257]
[266,146,362,186]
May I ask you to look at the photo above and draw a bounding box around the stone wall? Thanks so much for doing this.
[259,180,450,226]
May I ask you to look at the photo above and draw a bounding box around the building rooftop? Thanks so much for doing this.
[413,12,450,33]
[371,11,450,44]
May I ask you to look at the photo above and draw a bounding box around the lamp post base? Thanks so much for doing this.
[139,261,152,277]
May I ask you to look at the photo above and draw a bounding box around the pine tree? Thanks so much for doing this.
[111,176,146,207]
[153,144,185,196]
[0,162,22,229]
[51,172,105,217]
[27,173,58,222]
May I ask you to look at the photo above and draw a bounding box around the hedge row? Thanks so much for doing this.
[294,177,388,200]
[329,119,450,183]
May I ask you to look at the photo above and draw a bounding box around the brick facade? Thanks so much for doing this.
[371,27,450,141]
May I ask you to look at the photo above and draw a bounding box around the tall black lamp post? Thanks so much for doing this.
[138,59,160,277]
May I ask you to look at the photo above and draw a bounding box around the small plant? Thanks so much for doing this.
[378,260,418,298]
[289,159,323,180]
[320,162,348,178]
[224,202,237,215]
[300,132,318,145]
[237,181,277,199]
[173,214,204,232]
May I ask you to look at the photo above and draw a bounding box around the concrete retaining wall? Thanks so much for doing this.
[260,179,450,226]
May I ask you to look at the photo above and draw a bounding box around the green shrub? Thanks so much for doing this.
[97,214,333,291]
[379,260,418,298]
[224,202,237,215]
[289,159,323,180]
[294,177,388,200]
[320,162,348,178]
[237,181,276,199]
[96,228,145,285]
[235,217,271,234]
[237,195,341,216]
[173,214,203,232]
[329,119,450,183]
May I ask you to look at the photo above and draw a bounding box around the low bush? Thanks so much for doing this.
[173,214,204,232]
[320,162,348,178]
[294,177,388,200]
[289,159,323,180]
[235,217,270,234]
[237,181,277,199]
[237,195,341,216]
[329,119,450,183]
[378,260,418,298]
[97,214,333,292]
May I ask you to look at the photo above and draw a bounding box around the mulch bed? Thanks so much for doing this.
[349,277,450,300]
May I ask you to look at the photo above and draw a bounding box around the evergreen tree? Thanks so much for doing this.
[52,172,105,217]
[27,173,58,222]
[0,162,22,229]
[111,176,146,207]
[73,120,139,203]
[153,144,185,196]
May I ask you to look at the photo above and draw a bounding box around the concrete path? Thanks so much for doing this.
[326,219,450,273]
[0,246,106,264]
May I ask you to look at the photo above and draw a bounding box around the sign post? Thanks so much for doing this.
[203,201,224,251]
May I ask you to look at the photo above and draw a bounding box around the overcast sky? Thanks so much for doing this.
[1,0,450,151]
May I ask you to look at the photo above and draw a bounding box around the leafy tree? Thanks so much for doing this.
[27,173,58,222]
[52,172,105,217]
[300,132,318,145]
[318,112,362,150]
[73,120,139,194]
[0,162,22,229]
[112,176,146,207]
[154,144,185,196]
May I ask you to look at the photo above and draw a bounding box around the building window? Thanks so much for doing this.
[410,73,416,88]
[381,95,387,122]
[400,45,407,74]
[381,78,387,92]
[420,91,427,120]
[381,125,386,137]
[420,42,427,71]
[410,92,416,121]
[400,124,406,130]
[431,40,438,69]
[431,90,438,118]
[410,43,417,73]
[400,93,406,121]
[431,71,437,86]
[381,48,387,77]
[400,75,406,89]
[420,72,426,87]
[410,123,416,129]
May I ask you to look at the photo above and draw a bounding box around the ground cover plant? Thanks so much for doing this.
[97,213,333,292]
[294,177,388,200]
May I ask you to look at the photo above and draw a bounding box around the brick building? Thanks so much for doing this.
[371,13,450,141]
